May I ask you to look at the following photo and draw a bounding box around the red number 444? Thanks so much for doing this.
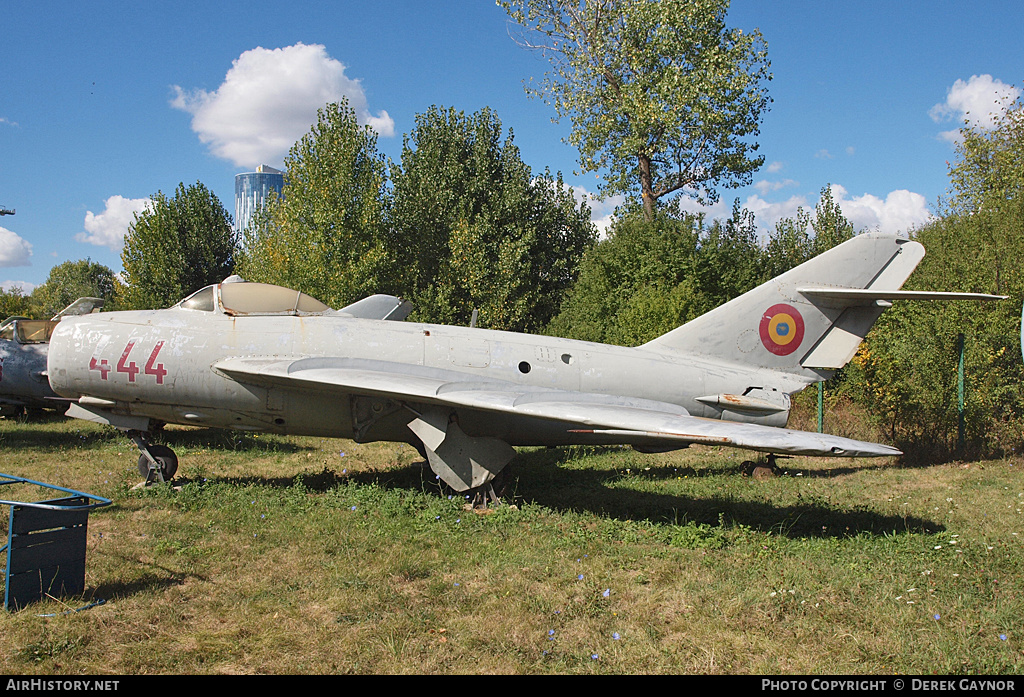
[96,341,167,383]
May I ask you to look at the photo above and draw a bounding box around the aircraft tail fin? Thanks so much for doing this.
[641,233,934,378]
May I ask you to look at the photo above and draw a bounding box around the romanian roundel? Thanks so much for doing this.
[759,304,805,356]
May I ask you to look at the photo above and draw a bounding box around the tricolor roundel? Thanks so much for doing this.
[759,304,805,356]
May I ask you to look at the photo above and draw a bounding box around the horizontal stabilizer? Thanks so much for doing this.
[796,288,1006,369]
[798,288,1007,306]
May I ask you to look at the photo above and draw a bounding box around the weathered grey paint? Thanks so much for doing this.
[0,299,105,414]
[0,333,55,412]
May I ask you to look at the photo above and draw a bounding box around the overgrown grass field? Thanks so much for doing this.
[0,409,1021,674]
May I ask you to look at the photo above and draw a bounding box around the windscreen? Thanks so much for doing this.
[178,286,216,311]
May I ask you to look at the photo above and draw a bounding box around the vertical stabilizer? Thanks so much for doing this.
[641,233,925,378]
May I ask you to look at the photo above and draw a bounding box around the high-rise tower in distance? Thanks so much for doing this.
[234,164,284,235]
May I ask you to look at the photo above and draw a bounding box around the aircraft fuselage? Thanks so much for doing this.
[0,338,56,412]
[47,309,801,446]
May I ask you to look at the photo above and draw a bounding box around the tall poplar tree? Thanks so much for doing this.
[500,0,771,220]
[238,100,391,308]
[120,182,236,310]
[389,105,595,332]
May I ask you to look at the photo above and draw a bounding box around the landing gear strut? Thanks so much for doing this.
[467,483,501,510]
[128,429,178,484]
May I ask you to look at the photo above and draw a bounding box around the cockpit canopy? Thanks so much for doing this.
[175,283,332,316]
[0,318,59,344]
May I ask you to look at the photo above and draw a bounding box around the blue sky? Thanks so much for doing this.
[1,0,1021,292]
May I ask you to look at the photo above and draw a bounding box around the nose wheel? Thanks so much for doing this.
[128,430,178,484]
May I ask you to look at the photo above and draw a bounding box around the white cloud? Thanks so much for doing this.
[76,195,153,251]
[739,194,811,234]
[171,43,395,169]
[0,227,32,267]
[930,74,1020,143]
[1,279,34,294]
[569,186,625,237]
[827,184,933,236]
[677,195,730,220]
[766,161,784,173]
[675,184,932,239]
[753,178,798,196]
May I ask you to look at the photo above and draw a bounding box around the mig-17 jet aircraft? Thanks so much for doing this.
[45,234,1002,498]
[0,298,104,416]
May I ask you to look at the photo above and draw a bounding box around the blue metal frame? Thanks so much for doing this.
[0,473,111,611]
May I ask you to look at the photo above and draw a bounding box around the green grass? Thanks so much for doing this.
[0,413,1021,674]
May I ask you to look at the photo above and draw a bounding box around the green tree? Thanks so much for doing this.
[809,185,855,256]
[499,0,771,221]
[389,105,595,332]
[763,207,812,279]
[693,199,766,302]
[30,259,121,317]
[546,208,711,345]
[850,100,1024,460]
[946,95,1024,217]
[120,182,236,310]
[762,185,855,278]
[0,286,32,320]
[238,100,391,309]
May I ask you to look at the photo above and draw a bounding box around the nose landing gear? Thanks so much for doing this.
[128,429,178,484]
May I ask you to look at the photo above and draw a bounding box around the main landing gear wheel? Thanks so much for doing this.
[742,453,785,479]
[137,443,178,481]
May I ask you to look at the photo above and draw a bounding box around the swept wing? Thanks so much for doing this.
[214,356,900,458]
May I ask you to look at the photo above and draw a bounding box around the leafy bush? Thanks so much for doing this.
[849,101,1024,460]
